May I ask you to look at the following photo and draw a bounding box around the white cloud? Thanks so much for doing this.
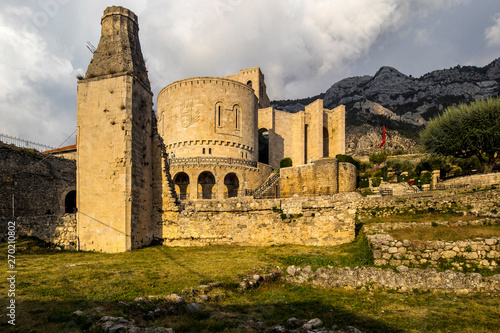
[485,13,500,46]
[0,6,76,147]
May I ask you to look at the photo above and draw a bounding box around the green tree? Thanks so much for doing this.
[420,97,500,173]
[369,152,386,166]
[335,154,360,169]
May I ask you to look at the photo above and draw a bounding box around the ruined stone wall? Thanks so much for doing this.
[0,214,77,248]
[338,162,357,193]
[158,193,359,247]
[358,188,500,218]
[0,142,76,218]
[368,232,500,270]
[440,173,500,188]
[285,265,500,294]
[279,158,341,197]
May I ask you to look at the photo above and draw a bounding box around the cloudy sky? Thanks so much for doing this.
[1,0,500,148]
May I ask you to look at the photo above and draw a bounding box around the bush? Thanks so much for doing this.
[372,177,382,187]
[280,157,292,168]
[335,154,360,169]
[369,152,386,166]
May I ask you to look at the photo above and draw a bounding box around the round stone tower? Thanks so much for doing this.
[157,77,258,161]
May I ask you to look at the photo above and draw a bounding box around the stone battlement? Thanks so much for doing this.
[102,6,138,24]
[159,77,253,96]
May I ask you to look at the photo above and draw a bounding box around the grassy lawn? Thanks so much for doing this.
[388,224,500,242]
[361,212,480,225]
[1,236,499,332]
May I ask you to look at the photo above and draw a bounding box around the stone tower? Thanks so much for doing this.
[76,6,154,253]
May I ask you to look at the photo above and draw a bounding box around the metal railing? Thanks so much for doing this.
[253,171,280,198]
[0,133,55,151]
[168,156,257,168]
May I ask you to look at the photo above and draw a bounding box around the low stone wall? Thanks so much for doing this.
[367,231,500,270]
[358,188,500,218]
[285,265,500,294]
[440,173,500,188]
[158,193,360,247]
[0,214,77,248]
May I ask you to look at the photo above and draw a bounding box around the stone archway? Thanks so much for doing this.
[174,172,190,200]
[198,171,216,199]
[224,173,239,198]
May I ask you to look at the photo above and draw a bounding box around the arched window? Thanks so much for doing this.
[209,148,212,154]
[198,171,216,199]
[174,172,190,200]
[258,128,269,164]
[203,148,206,154]
[224,173,239,198]
[246,80,252,88]
[64,190,76,214]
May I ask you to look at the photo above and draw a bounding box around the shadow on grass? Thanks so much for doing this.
[0,297,406,333]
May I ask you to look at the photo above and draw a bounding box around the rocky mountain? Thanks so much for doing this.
[272,57,500,157]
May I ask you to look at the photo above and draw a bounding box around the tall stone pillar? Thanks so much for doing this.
[76,6,154,252]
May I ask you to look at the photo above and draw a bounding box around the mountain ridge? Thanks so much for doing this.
[271,57,500,156]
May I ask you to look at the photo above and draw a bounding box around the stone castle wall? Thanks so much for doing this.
[158,193,359,247]
[0,214,77,248]
[0,142,76,218]
[279,159,357,197]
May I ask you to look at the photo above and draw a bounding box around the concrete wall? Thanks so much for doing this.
[158,193,358,247]
[0,142,76,218]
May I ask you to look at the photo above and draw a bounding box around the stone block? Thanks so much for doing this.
[441,251,457,259]
[388,247,398,254]
[485,238,498,246]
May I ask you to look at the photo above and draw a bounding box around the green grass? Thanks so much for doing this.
[388,224,500,242]
[1,236,500,332]
[362,212,479,225]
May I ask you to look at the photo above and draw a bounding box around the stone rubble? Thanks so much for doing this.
[285,265,500,294]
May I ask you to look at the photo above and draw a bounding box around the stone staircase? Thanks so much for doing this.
[253,171,280,199]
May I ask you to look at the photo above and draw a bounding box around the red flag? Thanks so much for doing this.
[379,125,386,148]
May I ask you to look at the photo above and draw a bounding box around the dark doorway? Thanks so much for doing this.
[323,127,329,157]
[198,171,216,199]
[224,173,239,198]
[258,128,269,164]
[65,190,76,213]
[174,172,190,200]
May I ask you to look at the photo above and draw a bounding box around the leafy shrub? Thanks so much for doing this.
[280,157,292,168]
